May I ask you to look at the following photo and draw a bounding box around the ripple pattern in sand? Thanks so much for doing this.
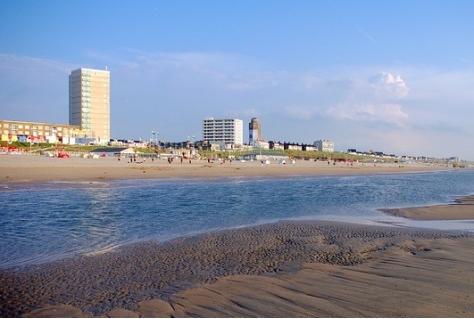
[0,221,470,317]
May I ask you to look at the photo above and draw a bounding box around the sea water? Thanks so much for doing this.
[1,170,473,269]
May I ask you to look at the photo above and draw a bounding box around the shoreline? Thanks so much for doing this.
[2,154,474,317]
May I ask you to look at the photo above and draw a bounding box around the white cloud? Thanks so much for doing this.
[315,72,410,126]
[106,53,412,130]
[368,71,409,99]
[325,102,408,125]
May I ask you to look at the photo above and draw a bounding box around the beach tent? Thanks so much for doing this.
[91,147,133,158]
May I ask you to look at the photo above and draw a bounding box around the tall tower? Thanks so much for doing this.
[69,68,110,144]
[249,117,261,143]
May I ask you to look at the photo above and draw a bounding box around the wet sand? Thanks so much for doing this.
[382,195,474,220]
[1,154,474,317]
[1,221,473,318]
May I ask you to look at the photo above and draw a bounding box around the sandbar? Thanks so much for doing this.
[382,195,474,220]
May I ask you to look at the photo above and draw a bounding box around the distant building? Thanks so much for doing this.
[249,117,261,144]
[202,118,243,147]
[303,145,318,151]
[314,139,335,153]
[69,68,110,145]
[269,141,284,150]
[252,139,270,149]
[286,144,303,151]
[248,117,270,149]
[347,148,358,155]
[0,119,80,144]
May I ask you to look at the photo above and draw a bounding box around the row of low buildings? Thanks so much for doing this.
[0,115,335,154]
[201,117,335,153]
[0,120,86,144]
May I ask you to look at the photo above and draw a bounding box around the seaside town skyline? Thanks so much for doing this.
[0,66,467,161]
[0,63,468,161]
[1,1,474,160]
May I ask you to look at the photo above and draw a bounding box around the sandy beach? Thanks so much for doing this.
[0,153,455,185]
[1,154,474,317]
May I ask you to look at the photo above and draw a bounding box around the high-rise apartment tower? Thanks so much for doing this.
[69,68,110,144]
[249,117,261,143]
[203,118,243,146]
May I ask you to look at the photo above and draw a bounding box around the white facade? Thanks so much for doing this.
[314,139,335,153]
[203,118,243,146]
[69,68,110,144]
[252,139,270,150]
[305,145,318,151]
[271,142,284,150]
[287,144,303,151]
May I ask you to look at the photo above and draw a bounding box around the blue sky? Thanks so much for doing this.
[1,1,473,160]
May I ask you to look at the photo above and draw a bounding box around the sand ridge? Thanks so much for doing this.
[1,221,473,317]
[382,194,474,220]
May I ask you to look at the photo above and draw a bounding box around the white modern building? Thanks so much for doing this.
[202,118,243,147]
[69,68,110,144]
[314,139,335,153]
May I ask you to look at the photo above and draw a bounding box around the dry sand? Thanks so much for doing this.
[1,154,474,318]
[0,153,455,185]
